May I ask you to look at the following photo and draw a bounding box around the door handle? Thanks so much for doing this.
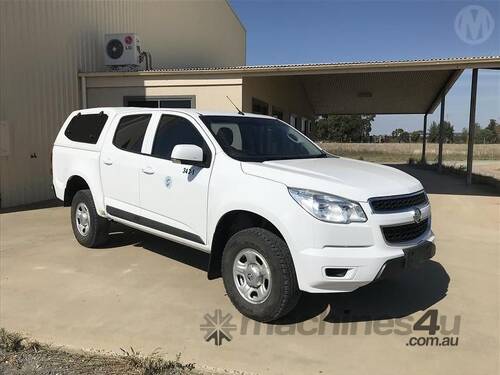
[102,157,113,166]
[142,166,155,175]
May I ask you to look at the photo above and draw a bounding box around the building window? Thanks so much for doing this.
[159,99,192,108]
[271,106,283,120]
[306,120,313,135]
[252,98,269,115]
[125,100,158,108]
[300,118,306,133]
[124,96,195,109]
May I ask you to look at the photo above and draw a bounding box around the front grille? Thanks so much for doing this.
[369,191,428,213]
[382,218,429,244]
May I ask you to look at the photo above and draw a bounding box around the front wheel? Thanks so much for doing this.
[221,228,301,322]
[71,189,109,248]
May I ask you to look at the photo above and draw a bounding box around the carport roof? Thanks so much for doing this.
[80,56,500,115]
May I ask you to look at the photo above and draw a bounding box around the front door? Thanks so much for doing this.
[139,113,213,245]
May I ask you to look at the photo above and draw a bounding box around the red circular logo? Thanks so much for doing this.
[124,35,133,45]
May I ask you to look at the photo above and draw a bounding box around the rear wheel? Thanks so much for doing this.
[221,228,300,322]
[71,189,109,248]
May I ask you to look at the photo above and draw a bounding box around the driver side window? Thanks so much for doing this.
[151,115,207,160]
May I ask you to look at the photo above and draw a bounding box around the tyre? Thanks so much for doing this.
[221,227,301,322]
[71,189,109,248]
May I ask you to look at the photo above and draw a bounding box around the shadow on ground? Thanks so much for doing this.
[0,199,62,214]
[104,223,210,272]
[278,260,449,324]
[102,223,450,325]
[390,164,499,197]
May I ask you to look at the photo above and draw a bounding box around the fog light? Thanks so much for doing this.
[325,268,348,278]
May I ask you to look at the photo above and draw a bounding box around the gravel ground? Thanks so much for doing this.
[0,329,196,375]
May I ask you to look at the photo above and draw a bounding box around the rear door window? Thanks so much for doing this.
[113,114,152,153]
[64,113,108,144]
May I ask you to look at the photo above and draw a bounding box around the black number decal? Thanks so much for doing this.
[414,309,440,335]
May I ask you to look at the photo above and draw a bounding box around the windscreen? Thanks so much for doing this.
[200,116,325,162]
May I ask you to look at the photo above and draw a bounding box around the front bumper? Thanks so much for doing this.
[375,240,436,279]
[282,196,435,293]
[293,230,435,293]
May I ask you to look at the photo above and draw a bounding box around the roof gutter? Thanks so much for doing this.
[78,56,500,78]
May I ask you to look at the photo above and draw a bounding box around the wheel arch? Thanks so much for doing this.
[207,209,287,280]
[63,175,90,206]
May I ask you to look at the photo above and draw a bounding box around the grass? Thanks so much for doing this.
[0,328,196,375]
[318,142,500,163]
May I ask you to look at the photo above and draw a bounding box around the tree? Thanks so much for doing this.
[475,125,484,143]
[475,125,496,144]
[428,121,439,142]
[427,121,454,143]
[486,119,499,143]
[444,121,455,143]
[461,121,498,144]
[391,128,409,143]
[312,115,375,142]
[460,127,468,144]
[391,128,404,140]
[410,131,422,143]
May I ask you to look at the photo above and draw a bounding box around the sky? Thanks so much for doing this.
[229,0,500,135]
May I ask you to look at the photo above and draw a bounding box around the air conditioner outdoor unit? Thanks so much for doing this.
[104,33,141,67]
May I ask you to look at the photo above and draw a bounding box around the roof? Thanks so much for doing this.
[80,56,500,115]
[80,56,500,77]
[76,107,266,118]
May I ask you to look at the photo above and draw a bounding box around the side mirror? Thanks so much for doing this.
[171,144,205,166]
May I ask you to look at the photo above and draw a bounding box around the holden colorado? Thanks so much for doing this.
[52,108,435,322]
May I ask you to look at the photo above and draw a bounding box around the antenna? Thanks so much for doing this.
[226,96,244,115]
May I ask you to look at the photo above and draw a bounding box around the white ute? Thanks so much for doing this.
[53,107,435,322]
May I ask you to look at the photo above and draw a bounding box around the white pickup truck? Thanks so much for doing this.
[53,107,435,322]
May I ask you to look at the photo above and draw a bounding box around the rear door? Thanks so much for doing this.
[101,113,152,215]
[139,112,214,245]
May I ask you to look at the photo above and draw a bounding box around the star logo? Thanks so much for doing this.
[200,309,237,346]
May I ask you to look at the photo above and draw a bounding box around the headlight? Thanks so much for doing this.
[288,188,367,224]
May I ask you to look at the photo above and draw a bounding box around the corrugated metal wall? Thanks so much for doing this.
[0,0,245,208]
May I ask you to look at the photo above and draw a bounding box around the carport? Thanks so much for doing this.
[81,56,500,184]
[234,56,500,185]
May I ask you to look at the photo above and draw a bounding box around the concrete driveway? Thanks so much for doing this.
[1,166,499,374]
